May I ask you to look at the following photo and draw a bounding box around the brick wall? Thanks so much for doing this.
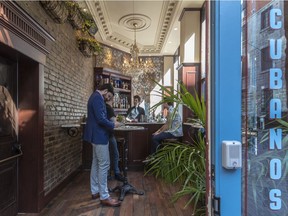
[17,2,94,194]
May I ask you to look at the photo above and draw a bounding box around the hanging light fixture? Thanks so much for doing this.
[130,22,140,68]
[122,1,154,75]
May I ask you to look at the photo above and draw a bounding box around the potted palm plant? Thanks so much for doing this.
[145,81,206,216]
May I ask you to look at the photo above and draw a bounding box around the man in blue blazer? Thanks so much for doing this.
[83,83,122,207]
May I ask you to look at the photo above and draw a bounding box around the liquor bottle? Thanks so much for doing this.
[124,96,127,109]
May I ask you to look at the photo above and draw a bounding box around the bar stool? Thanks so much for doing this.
[108,137,125,178]
[116,137,125,172]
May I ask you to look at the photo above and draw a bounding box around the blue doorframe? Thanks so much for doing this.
[210,1,241,215]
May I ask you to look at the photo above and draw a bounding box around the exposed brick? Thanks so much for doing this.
[17,1,94,195]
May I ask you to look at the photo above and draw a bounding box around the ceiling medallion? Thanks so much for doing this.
[118,14,151,32]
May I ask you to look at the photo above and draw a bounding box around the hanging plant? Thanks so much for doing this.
[81,12,98,36]
[40,1,69,24]
[78,40,93,57]
[76,37,102,57]
[65,1,85,30]
[57,1,101,57]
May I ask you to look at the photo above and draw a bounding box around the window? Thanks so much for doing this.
[261,46,272,71]
[261,7,271,30]
[260,88,273,114]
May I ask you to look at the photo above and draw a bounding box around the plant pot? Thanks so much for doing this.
[68,9,84,30]
[40,1,68,24]
[78,41,93,57]
[88,23,98,36]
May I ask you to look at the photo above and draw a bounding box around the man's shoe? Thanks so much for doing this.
[115,173,125,182]
[100,197,121,207]
[91,193,100,200]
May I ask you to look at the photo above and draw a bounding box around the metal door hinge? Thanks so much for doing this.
[212,196,220,215]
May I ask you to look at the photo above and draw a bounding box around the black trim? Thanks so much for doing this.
[213,196,221,215]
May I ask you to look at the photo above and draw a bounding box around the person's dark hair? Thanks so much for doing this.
[167,101,173,106]
[163,96,173,106]
[134,95,141,101]
[98,83,114,95]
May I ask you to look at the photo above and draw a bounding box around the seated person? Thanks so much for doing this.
[126,95,145,122]
[105,94,125,182]
[151,101,183,154]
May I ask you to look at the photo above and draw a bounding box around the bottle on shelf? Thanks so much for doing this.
[123,96,127,109]
[94,67,132,113]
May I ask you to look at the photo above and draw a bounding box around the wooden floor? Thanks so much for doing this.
[19,170,194,216]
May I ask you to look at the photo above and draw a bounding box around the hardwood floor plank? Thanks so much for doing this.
[18,171,195,216]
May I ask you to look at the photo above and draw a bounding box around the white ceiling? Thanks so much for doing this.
[79,0,204,56]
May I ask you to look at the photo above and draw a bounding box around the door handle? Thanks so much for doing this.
[0,150,23,164]
[0,143,23,164]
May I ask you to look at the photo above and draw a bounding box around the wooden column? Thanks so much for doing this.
[177,8,202,121]
[178,63,201,121]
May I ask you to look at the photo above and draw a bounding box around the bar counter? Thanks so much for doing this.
[118,122,164,170]
[82,122,164,170]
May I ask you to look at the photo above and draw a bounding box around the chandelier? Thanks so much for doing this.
[122,3,154,75]
[128,22,141,69]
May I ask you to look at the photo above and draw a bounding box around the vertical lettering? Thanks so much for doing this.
[270,68,282,89]
[269,99,282,119]
[270,9,282,29]
[269,128,282,149]
[267,7,283,213]
[270,39,282,59]
[269,189,282,210]
[270,159,282,180]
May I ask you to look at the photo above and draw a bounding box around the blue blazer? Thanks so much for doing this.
[83,91,114,145]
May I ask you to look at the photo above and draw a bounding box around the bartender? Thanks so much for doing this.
[126,95,145,122]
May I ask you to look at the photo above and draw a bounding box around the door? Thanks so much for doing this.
[0,56,20,216]
[241,0,288,215]
[210,1,242,215]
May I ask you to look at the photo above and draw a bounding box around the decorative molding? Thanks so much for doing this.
[178,8,202,22]
[0,1,55,56]
[176,62,201,71]
[119,13,151,32]
[163,55,175,57]
[87,0,178,55]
